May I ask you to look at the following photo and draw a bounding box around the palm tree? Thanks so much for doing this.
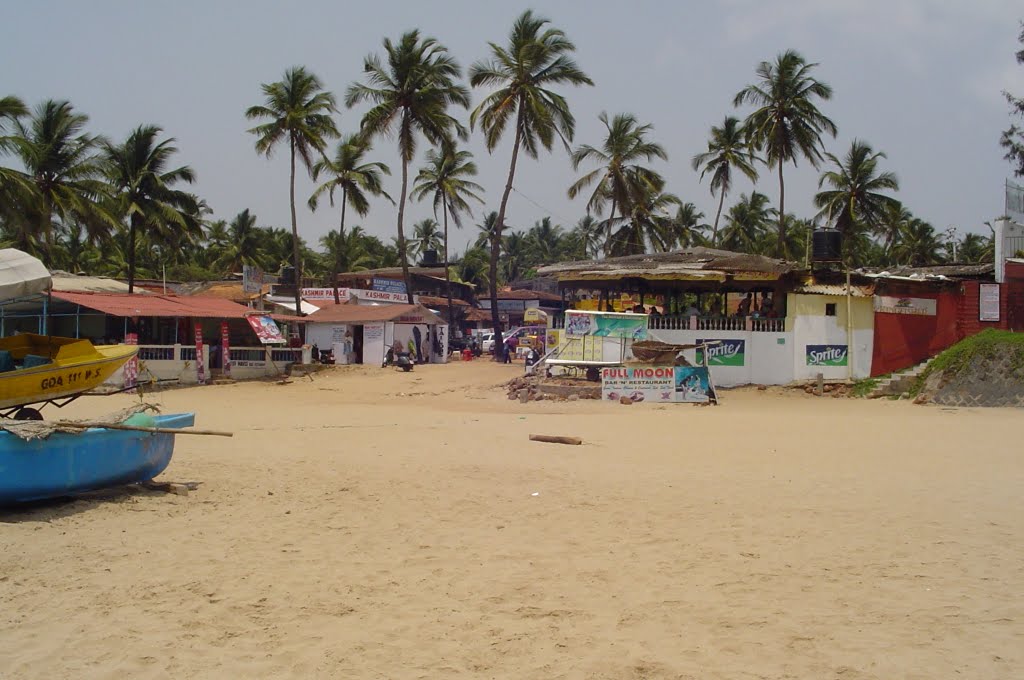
[958,232,992,264]
[217,209,269,273]
[669,202,709,249]
[570,214,603,259]
[734,50,837,258]
[411,141,484,324]
[410,218,443,262]
[320,224,373,280]
[474,211,500,251]
[813,140,900,252]
[876,202,913,256]
[691,116,759,245]
[103,125,199,293]
[12,100,115,257]
[455,245,490,291]
[525,217,565,265]
[470,9,592,354]
[891,218,944,266]
[719,192,775,254]
[346,31,469,303]
[246,66,339,315]
[568,112,667,251]
[308,133,392,303]
[0,96,32,235]
[608,187,682,256]
[502,230,531,283]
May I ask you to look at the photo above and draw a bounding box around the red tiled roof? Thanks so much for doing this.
[52,291,255,318]
[307,303,443,325]
[417,295,469,307]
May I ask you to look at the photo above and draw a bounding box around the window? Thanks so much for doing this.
[825,303,837,317]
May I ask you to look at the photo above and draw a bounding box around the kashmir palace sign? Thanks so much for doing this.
[301,287,410,304]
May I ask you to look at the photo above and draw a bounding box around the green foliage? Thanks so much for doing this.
[1002,22,1024,177]
[911,330,1024,396]
[850,377,880,398]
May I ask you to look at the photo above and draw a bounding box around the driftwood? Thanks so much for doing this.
[53,421,233,437]
[529,434,583,446]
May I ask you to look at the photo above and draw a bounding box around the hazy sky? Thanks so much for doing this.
[3,1,1022,255]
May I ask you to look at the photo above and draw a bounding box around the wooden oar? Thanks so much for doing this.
[53,421,233,437]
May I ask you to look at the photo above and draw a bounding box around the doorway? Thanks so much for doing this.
[354,324,364,364]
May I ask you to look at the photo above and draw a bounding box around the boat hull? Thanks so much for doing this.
[0,335,138,410]
[0,413,194,504]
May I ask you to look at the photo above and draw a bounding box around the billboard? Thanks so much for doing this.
[696,339,745,366]
[564,310,647,339]
[601,366,715,403]
[806,344,848,367]
[372,278,407,295]
[247,315,286,344]
[242,265,264,294]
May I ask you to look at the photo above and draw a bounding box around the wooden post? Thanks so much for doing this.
[815,372,824,396]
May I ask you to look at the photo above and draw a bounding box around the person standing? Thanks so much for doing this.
[412,325,423,364]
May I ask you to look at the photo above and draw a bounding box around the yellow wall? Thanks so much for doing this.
[786,294,873,331]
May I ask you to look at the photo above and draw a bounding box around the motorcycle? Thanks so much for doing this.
[384,347,414,372]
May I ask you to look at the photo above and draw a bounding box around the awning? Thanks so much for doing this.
[51,291,256,318]
[0,249,51,301]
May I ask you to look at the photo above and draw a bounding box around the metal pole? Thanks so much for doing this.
[846,267,854,381]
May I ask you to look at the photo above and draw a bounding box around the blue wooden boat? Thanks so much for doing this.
[0,413,195,504]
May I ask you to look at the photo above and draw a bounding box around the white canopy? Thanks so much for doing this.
[0,249,51,301]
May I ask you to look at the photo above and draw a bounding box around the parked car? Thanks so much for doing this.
[480,332,496,354]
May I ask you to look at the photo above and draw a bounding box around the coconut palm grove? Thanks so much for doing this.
[1,11,1021,303]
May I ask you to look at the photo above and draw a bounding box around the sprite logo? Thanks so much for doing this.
[806,344,848,366]
[696,339,745,366]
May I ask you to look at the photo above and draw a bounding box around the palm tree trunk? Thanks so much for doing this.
[289,134,303,317]
[397,156,414,304]
[491,103,525,361]
[443,200,454,332]
[602,197,617,257]
[712,191,725,247]
[334,188,347,305]
[776,161,786,259]
[127,213,138,294]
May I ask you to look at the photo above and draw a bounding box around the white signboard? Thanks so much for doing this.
[301,287,410,304]
[873,296,937,316]
[242,265,263,294]
[363,322,386,366]
[979,283,1001,322]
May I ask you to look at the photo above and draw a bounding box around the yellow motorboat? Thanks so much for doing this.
[0,333,138,414]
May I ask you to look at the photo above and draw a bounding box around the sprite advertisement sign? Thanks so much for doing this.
[695,339,745,366]
[806,344,848,367]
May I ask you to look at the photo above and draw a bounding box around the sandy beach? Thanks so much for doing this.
[2,361,1023,679]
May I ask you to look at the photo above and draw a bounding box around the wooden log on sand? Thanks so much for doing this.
[529,434,583,446]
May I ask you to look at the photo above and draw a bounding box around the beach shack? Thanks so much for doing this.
[2,291,304,385]
[304,303,448,365]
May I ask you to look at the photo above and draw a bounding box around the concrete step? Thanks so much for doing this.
[867,358,935,398]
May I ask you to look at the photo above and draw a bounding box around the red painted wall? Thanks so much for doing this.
[871,287,961,376]
[871,279,1021,376]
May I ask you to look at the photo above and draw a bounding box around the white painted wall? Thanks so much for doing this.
[788,294,873,381]
[645,329,792,387]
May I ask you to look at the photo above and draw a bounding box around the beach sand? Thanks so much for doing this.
[2,361,1023,679]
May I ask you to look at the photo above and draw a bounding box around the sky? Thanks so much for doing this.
[3,0,1023,256]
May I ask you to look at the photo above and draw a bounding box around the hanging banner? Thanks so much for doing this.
[195,326,206,384]
[601,366,715,403]
[806,344,848,367]
[220,321,231,378]
[123,333,138,392]
[246,315,287,344]
[979,283,1001,322]
[564,310,648,339]
[696,339,746,366]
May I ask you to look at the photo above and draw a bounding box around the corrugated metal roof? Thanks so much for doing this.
[537,247,799,281]
[794,284,874,297]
